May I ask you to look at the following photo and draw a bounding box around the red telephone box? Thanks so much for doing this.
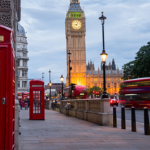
[30,80,45,120]
[0,25,15,150]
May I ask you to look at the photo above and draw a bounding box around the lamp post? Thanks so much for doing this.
[42,72,44,81]
[67,51,72,86]
[49,81,52,100]
[99,12,108,98]
[60,75,64,100]
[49,69,52,100]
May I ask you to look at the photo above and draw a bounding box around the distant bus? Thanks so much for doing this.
[119,77,150,108]
[64,85,88,99]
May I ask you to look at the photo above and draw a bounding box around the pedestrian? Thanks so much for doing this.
[25,102,28,110]
[19,99,23,110]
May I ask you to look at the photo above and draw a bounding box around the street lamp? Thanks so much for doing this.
[67,51,72,86]
[49,81,52,100]
[48,69,52,100]
[99,12,108,99]
[42,72,44,81]
[60,74,64,100]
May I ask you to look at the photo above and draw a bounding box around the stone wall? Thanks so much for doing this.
[60,99,113,126]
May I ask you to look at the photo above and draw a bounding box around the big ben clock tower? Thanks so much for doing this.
[66,0,86,86]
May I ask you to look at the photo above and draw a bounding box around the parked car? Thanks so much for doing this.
[110,99,119,106]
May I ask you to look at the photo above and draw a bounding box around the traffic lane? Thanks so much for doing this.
[111,106,150,123]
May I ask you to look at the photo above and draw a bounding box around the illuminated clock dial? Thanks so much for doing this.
[72,20,82,30]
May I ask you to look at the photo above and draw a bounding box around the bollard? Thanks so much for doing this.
[121,106,126,129]
[144,107,149,135]
[113,106,117,127]
[131,106,136,132]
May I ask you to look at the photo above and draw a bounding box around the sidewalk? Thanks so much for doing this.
[19,109,150,150]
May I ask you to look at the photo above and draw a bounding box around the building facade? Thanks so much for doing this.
[65,0,123,95]
[17,23,29,93]
[66,0,86,86]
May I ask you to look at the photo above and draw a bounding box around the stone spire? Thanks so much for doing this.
[112,59,116,70]
[70,0,80,3]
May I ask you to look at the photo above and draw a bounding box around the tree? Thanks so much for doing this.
[122,42,150,80]
[87,86,103,97]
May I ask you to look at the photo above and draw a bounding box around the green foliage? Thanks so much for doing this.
[122,42,150,80]
[87,86,103,96]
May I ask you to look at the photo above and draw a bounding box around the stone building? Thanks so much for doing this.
[17,23,29,93]
[65,0,123,95]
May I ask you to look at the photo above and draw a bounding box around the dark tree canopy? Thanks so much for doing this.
[122,42,150,80]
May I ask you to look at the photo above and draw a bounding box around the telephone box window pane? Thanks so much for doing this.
[33,91,41,114]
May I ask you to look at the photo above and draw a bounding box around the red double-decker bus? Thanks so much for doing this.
[64,85,88,99]
[119,77,150,108]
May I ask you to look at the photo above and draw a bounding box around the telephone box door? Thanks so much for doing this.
[0,46,6,150]
[32,90,44,119]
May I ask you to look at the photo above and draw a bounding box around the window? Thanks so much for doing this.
[107,78,110,81]
[107,83,110,88]
[23,60,27,67]
[17,52,20,57]
[23,52,27,57]
[18,71,20,77]
[101,83,103,88]
[22,81,27,88]
[23,45,25,48]
[17,81,20,88]
[94,78,97,82]
[22,70,27,77]
[17,44,20,48]
[114,83,117,88]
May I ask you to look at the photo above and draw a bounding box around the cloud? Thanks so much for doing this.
[20,0,150,84]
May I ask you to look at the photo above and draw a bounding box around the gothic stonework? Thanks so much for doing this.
[0,13,11,26]
[0,1,11,9]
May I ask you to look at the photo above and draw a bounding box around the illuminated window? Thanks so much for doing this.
[107,78,110,81]
[94,78,97,81]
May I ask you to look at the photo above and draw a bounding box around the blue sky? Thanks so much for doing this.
[20,0,150,84]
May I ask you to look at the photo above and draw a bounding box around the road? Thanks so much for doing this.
[111,106,150,123]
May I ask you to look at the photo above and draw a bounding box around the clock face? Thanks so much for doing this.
[72,20,82,30]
